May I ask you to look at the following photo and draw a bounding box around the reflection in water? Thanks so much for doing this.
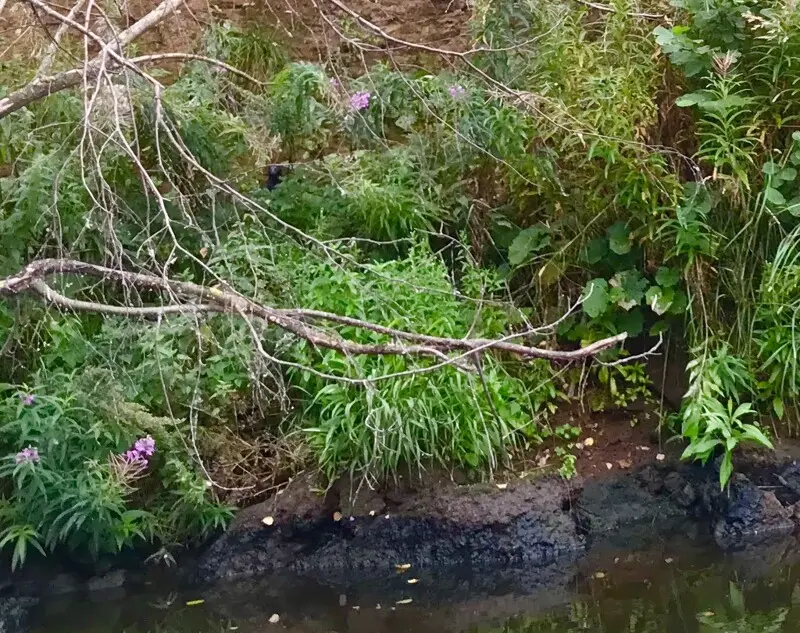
[29,540,800,633]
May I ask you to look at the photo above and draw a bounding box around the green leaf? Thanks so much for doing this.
[675,92,710,107]
[668,289,689,314]
[582,279,609,318]
[777,167,798,182]
[615,309,644,337]
[719,451,733,489]
[607,222,632,255]
[655,267,680,288]
[508,225,551,267]
[645,286,674,315]
[762,161,780,176]
[739,424,773,449]
[610,269,648,309]
[681,437,721,459]
[793,131,800,142]
[583,237,608,264]
[765,187,786,205]
[773,397,784,420]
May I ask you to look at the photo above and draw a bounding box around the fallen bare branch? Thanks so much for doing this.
[0,0,183,119]
[0,258,628,370]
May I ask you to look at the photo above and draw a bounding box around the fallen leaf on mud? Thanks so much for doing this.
[575,442,584,450]
[593,572,606,579]
[496,483,508,490]
[395,563,411,571]
[407,578,419,584]
[369,510,376,516]
[186,599,205,606]
[537,454,550,467]
[637,445,651,451]
[333,511,342,522]
[269,614,280,624]
[605,462,613,470]
[352,606,360,611]
[375,604,381,609]
[262,516,274,526]
[700,611,715,617]
[617,459,632,469]
[385,514,391,519]
[396,599,413,605]
[665,558,674,564]
[656,453,666,461]
[584,437,595,447]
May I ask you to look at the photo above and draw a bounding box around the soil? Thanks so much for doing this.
[189,399,800,586]
[1,0,472,68]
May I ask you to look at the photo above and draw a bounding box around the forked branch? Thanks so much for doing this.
[0,258,627,370]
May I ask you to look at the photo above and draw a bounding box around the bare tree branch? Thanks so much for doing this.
[0,0,183,119]
[35,0,88,79]
[0,258,628,368]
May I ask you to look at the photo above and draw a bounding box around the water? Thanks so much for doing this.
[28,537,800,633]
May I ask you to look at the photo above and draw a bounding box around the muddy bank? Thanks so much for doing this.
[194,451,800,585]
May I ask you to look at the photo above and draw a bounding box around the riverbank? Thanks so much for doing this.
[6,412,800,599]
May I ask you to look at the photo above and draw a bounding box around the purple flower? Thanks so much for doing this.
[349,91,371,111]
[448,84,466,99]
[123,449,147,465]
[134,435,156,458]
[15,446,40,465]
[330,77,340,90]
[19,394,35,406]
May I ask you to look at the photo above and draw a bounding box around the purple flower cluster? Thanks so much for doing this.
[448,84,466,99]
[15,446,40,465]
[19,394,35,406]
[349,91,371,111]
[123,435,156,466]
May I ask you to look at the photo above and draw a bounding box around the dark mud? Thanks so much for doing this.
[194,452,800,585]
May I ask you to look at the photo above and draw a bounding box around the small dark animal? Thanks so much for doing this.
[264,164,293,191]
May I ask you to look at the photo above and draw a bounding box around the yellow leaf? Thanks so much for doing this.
[407,578,419,584]
[333,511,342,522]
[593,571,606,579]
[262,516,274,526]
[269,614,280,624]
[396,598,413,605]
[395,563,411,571]
[584,437,595,447]
[186,599,205,606]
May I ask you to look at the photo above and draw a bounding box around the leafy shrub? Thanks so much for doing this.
[287,243,560,480]
[0,372,233,568]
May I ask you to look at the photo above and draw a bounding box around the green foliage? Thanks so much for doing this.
[6,0,800,561]
[679,344,773,488]
[0,375,233,567]
[287,243,559,479]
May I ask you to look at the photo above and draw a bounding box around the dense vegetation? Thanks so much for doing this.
[0,0,798,566]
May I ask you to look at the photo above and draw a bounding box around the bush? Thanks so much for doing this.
[0,372,233,568]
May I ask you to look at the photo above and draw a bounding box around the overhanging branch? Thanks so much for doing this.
[0,258,628,369]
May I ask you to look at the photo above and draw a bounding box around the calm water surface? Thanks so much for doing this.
[30,537,800,633]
